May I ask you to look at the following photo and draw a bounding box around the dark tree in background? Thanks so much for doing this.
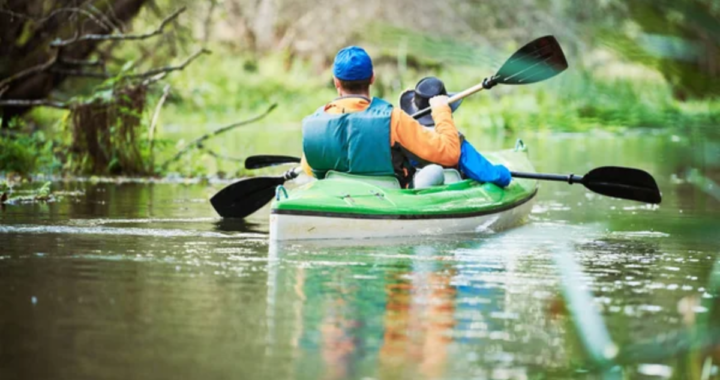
[0,0,211,175]
[0,0,149,126]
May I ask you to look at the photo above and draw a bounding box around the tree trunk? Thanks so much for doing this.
[0,0,149,127]
[252,0,277,52]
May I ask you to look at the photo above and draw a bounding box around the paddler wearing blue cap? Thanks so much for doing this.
[301,46,509,188]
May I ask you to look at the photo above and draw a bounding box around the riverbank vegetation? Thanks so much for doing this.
[1,0,719,178]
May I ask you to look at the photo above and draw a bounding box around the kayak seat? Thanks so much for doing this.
[443,169,463,184]
[325,170,401,189]
[323,169,461,190]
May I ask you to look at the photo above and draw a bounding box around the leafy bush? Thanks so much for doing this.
[0,118,59,176]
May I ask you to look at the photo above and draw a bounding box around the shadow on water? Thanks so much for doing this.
[213,218,266,234]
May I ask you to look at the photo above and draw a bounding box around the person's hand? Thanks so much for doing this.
[494,164,512,187]
[429,95,449,108]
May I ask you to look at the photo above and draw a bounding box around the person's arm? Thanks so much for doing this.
[390,99,461,167]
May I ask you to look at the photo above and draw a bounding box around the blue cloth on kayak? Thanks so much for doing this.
[459,140,512,187]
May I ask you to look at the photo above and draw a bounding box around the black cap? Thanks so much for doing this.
[399,77,462,126]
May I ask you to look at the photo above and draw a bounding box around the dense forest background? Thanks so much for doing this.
[1,0,719,177]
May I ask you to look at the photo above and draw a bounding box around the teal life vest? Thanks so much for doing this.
[302,97,395,179]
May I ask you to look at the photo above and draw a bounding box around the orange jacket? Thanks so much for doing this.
[301,97,460,176]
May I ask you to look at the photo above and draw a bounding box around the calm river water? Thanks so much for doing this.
[1,128,719,380]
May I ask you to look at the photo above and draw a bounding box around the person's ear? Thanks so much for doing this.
[333,77,341,90]
[369,73,375,85]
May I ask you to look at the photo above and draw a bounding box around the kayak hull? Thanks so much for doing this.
[269,147,537,241]
[269,193,535,240]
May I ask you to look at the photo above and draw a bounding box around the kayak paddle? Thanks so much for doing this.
[236,154,662,204]
[412,35,568,119]
[210,168,301,219]
[245,155,301,169]
[211,35,568,218]
[511,166,662,204]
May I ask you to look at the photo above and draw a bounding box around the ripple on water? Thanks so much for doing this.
[0,224,265,239]
[68,217,221,225]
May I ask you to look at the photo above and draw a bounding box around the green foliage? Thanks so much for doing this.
[3,44,719,178]
[36,181,52,198]
[1,180,68,204]
[0,118,59,176]
[3,1,720,179]
[142,44,720,176]
[61,84,151,175]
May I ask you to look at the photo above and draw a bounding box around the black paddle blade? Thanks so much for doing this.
[210,176,285,218]
[495,35,568,85]
[582,166,662,204]
[245,155,301,169]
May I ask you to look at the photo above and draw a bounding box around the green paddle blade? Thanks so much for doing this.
[210,176,286,218]
[245,155,301,169]
[494,35,568,85]
[581,166,662,204]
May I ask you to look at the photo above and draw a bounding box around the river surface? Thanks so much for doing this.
[1,128,719,380]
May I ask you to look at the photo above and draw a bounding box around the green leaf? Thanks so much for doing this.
[120,60,135,73]
[37,181,51,197]
[96,89,115,103]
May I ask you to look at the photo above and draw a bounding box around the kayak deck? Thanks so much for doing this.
[270,147,537,241]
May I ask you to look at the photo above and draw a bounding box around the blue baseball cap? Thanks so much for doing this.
[333,46,373,81]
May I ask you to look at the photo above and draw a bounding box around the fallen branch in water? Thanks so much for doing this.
[161,103,278,170]
[50,7,186,47]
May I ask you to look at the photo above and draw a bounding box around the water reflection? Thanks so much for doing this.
[260,222,720,379]
[265,228,568,379]
[1,128,719,379]
[377,245,456,379]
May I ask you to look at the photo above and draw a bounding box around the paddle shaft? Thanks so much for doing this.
[511,171,583,184]
[411,80,490,119]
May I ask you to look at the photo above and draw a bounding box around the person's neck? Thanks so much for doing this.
[338,91,371,99]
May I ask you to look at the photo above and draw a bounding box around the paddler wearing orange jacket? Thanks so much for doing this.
[300,46,460,188]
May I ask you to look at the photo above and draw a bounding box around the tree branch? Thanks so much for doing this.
[0,7,115,31]
[48,49,209,80]
[50,6,186,47]
[100,0,126,33]
[203,0,218,44]
[141,73,168,86]
[128,48,210,79]
[202,148,244,163]
[161,103,278,170]
[49,68,110,78]
[59,57,105,67]
[0,50,59,96]
[148,84,171,172]
[0,99,70,109]
[86,3,120,32]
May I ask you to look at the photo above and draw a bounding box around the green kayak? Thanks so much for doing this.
[269,144,538,241]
